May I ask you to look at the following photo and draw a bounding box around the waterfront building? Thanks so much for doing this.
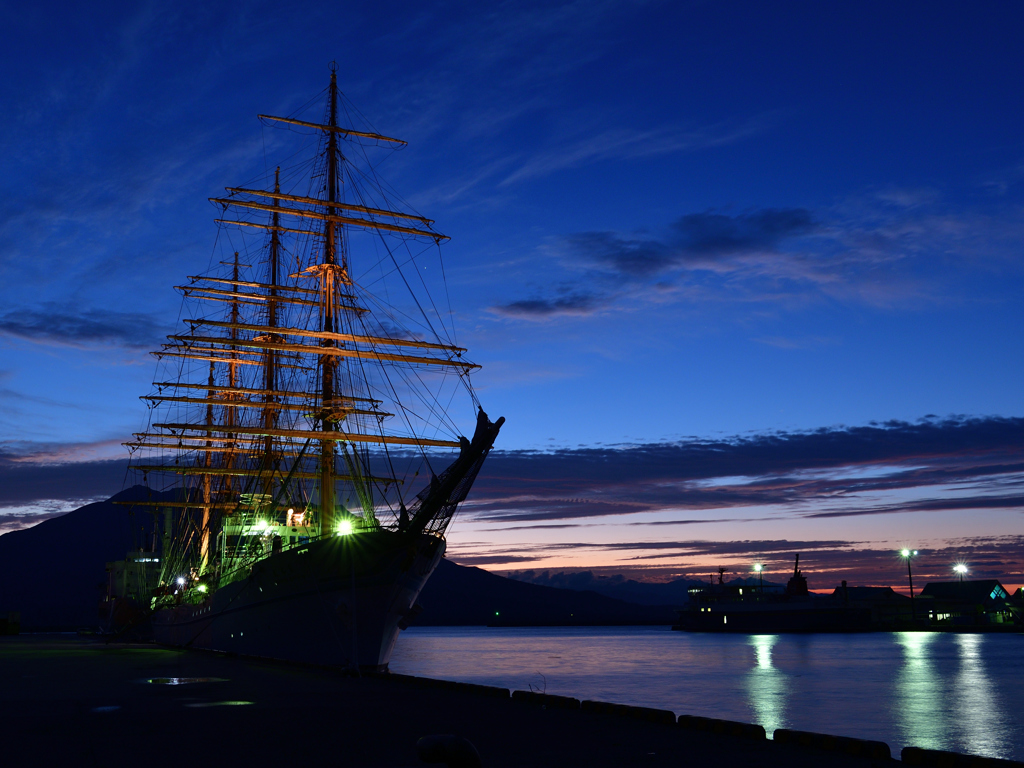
[919,580,1016,626]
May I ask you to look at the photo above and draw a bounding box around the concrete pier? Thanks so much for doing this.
[0,636,1015,767]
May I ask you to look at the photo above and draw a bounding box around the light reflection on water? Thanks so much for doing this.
[953,634,1010,759]
[390,627,1023,761]
[893,633,948,750]
[747,635,786,735]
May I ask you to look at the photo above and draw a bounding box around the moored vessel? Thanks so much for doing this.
[673,555,1022,633]
[674,555,886,633]
[111,66,502,670]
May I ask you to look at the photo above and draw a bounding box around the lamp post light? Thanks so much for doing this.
[900,549,918,620]
[753,563,764,596]
[954,563,968,583]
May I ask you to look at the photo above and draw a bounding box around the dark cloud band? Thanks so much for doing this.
[0,305,161,349]
[466,415,1024,522]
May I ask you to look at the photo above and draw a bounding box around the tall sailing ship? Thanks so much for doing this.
[112,67,502,670]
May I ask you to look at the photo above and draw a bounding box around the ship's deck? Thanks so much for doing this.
[0,635,995,767]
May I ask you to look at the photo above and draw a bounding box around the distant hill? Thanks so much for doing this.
[418,560,675,626]
[0,487,160,629]
[0,490,675,630]
[507,569,783,606]
[506,570,701,606]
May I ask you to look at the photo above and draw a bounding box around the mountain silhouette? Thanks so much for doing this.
[0,489,675,630]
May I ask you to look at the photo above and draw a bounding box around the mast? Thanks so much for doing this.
[225,252,241,499]
[123,69,502,595]
[199,360,214,574]
[319,66,341,537]
[262,168,281,498]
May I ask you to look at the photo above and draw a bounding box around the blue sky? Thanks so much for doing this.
[1,1,1021,587]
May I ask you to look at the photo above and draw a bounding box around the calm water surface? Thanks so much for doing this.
[390,627,1024,761]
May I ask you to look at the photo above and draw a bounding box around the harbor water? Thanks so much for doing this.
[390,626,1024,761]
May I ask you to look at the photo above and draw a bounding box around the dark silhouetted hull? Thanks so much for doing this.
[152,529,444,670]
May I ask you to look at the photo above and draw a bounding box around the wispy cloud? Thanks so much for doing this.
[874,186,941,209]
[3,416,1022,584]
[412,114,777,208]
[365,0,644,143]
[1,437,128,466]
[491,192,1024,319]
[803,495,1024,519]
[488,206,821,319]
[0,437,128,509]
[0,370,86,408]
[752,335,838,350]
[566,207,818,277]
[490,291,607,319]
[486,535,1024,586]
[0,305,162,349]
[0,499,103,535]
[500,116,775,187]
[461,415,1024,524]
[0,3,295,325]
[353,1,778,212]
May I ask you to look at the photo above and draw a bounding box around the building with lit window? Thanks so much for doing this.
[919,580,1017,626]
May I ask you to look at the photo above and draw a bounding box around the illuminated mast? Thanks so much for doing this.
[261,168,282,499]
[318,65,343,537]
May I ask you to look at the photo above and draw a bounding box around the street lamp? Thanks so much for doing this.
[753,563,764,595]
[900,549,918,620]
[954,563,968,583]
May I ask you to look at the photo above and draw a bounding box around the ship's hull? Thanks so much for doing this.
[152,529,444,671]
[98,596,153,639]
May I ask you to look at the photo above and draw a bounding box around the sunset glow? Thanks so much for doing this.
[1,2,1021,593]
